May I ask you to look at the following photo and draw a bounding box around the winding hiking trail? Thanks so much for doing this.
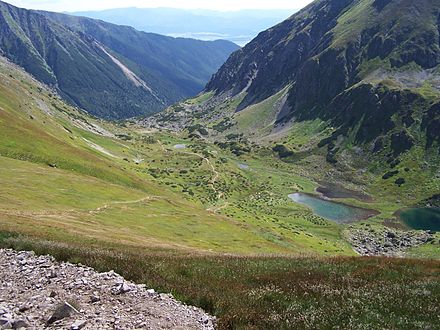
[158,140,223,199]
[89,197,156,215]
[206,202,229,213]
[176,150,227,212]
[1,196,157,219]
[158,140,227,213]
[157,140,167,153]
[176,149,223,200]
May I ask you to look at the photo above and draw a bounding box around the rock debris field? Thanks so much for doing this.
[0,249,215,329]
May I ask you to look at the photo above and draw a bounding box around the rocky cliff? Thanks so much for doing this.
[150,0,440,163]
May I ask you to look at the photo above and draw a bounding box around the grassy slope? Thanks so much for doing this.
[1,58,440,328]
[155,86,440,258]
[0,57,357,255]
[1,234,440,329]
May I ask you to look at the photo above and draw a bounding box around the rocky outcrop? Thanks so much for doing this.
[422,102,440,153]
[418,194,440,208]
[0,249,214,329]
[346,226,436,257]
[208,0,440,105]
[202,0,440,158]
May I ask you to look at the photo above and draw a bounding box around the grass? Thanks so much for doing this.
[2,56,438,257]
[408,240,440,259]
[233,88,288,136]
[1,232,440,329]
[1,44,440,329]
[0,155,308,254]
[331,0,376,49]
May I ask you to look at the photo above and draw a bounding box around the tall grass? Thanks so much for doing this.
[1,232,439,329]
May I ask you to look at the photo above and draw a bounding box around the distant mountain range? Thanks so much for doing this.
[0,1,239,119]
[70,8,298,46]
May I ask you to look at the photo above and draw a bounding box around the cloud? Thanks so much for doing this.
[5,0,313,12]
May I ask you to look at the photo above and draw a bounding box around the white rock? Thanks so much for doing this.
[71,319,87,330]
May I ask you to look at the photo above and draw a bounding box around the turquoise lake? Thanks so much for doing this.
[288,193,377,223]
[399,208,440,231]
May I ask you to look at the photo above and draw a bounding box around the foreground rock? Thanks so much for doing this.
[346,226,436,257]
[0,249,215,329]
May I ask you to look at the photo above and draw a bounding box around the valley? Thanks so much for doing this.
[0,0,238,119]
[1,0,440,328]
[0,50,439,327]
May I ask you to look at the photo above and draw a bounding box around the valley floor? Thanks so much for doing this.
[1,55,440,328]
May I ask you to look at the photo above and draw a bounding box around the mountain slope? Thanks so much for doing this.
[0,55,359,256]
[207,0,440,107]
[1,28,440,330]
[0,56,293,254]
[0,1,239,119]
[148,0,440,163]
[39,10,239,96]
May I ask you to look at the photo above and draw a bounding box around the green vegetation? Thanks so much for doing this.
[331,0,376,48]
[0,57,354,256]
[197,0,440,174]
[0,1,238,119]
[3,54,437,260]
[1,3,440,327]
[1,233,440,329]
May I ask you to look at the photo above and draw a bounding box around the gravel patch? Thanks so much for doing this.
[0,249,215,329]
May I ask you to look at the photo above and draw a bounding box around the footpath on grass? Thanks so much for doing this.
[0,249,215,329]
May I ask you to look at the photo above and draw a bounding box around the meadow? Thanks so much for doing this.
[1,56,440,329]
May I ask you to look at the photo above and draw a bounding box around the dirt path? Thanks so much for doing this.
[157,140,167,152]
[179,150,223,200]
[160,143,227,211]
[89,197,156,215]
[1,196,157,219]
[206,202,229,213]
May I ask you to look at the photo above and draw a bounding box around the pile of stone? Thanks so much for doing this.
[0,249,215,329]
[347,226,436,257]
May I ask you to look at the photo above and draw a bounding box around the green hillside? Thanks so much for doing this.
[1,38,440,328]
[146,0,440,220]
[0,56,357,255]
[1,48,437,259]
[1,0,440,328]
[152,0,440,160]
[0,0,238,119]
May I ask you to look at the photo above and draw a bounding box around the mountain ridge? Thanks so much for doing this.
[70,7,297,46]
[147,0,440,162]
[0,0,239,119]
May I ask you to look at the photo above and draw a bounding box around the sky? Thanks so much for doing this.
[5,0,314,12]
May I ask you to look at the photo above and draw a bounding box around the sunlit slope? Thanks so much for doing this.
[0,57,355,255]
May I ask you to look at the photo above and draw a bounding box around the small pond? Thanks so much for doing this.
[399,208,440,231]
[238,163,250,170]
[288,193,378,224]
[174,144,187,149]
